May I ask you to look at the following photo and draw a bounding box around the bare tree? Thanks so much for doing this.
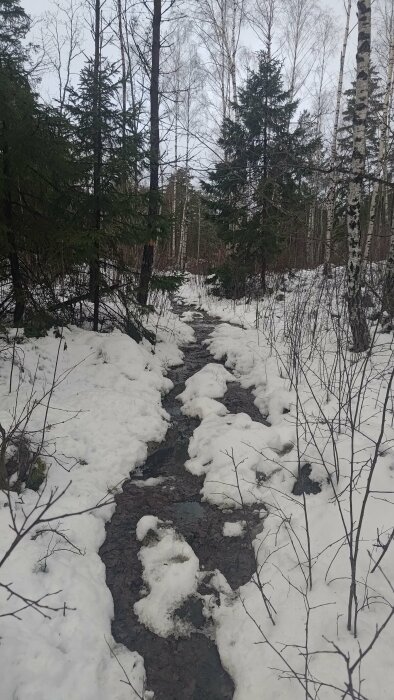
[196,0,247,127]
[324,0,352,275]
[137,0,163,306]
[281,0,316,102]
[44,0,83,113]
[346,0,371,352]
[247,0,281,59]
[115,0,128,148]
[306,10,336,267]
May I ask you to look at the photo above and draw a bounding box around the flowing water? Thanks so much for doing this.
[100,306,271,700]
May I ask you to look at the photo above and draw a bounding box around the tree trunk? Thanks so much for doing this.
[117,0,127,151]
[2,121,24,324]
[172,89,179,262]
[137,0,161,307]
[346,0,371,352]
[382,214,394,320]
[177,87,191,270]
[363,23,394,264]
[90,0,102,332]
[306,204,315,268]
[324,0,352,274]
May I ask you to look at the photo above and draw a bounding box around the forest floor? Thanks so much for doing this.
[1,270,394,700]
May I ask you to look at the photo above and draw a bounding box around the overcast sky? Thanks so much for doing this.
[21,0,365,170]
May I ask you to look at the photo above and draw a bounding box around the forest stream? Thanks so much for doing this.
[99,303,271,700]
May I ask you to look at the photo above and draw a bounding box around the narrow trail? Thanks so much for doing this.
[100,305,270,700]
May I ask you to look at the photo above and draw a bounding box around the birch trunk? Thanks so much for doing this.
[346,0,371,353]
[177,87,191,270]
[363,24,394,264]
[324,0,352,274]
[172,91,179,261]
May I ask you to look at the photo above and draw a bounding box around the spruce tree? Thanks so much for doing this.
[66,58,144,316]
[203,53,318,295]
[0,1,33,322]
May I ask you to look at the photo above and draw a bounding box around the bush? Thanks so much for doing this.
[209,261,250,299]
[24,310,56,338]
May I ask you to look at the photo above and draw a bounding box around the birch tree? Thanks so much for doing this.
[247,0,280,59]
[44,0,83,114]
[281,0,316,102]
[346,0,371,352]
[324,0,352,275]
[306,10,336,267]
[177,85,190,270]
[363,24,393,265]
[196,0,247,127]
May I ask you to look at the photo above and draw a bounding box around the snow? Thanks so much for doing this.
[0,306,193,700]
[134,518,200,637]
[178,362,233,418]
[222,521,246,537]
[177,270,394,700]
[186,411,294,507]
[136,515,161,542]
[2,268,394,699]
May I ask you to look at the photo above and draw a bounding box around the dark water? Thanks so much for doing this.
[99,305,270,700]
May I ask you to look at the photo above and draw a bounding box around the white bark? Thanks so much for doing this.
[363,19,394,263]
[172,86,179,261]
[307,11,336,267]
[346,0,371,352]
[324,0,352,272]
[178,87,191,270]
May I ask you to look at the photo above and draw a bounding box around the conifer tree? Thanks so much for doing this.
[0,0,31,323]
[204,53,317,295]
[66,55,144,327]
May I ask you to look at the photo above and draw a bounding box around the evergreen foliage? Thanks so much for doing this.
[203,53,318,295]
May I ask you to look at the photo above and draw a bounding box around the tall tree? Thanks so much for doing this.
[281,0,316,102]
[197,0,246,127]
[137,0,161,306]
[324,0,352,275]
[204,53,317,295]
[306,10,336,267]
[90,0,102,331]
[363,17,394,263]
[346,0,371,352]
[0,0,31,323]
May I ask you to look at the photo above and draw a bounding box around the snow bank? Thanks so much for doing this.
[179,271,394,700]
[0,308,192,700]
[178,362,233,418]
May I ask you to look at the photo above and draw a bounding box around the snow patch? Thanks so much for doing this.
[134,519,200,637]
[223,521,246,537]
